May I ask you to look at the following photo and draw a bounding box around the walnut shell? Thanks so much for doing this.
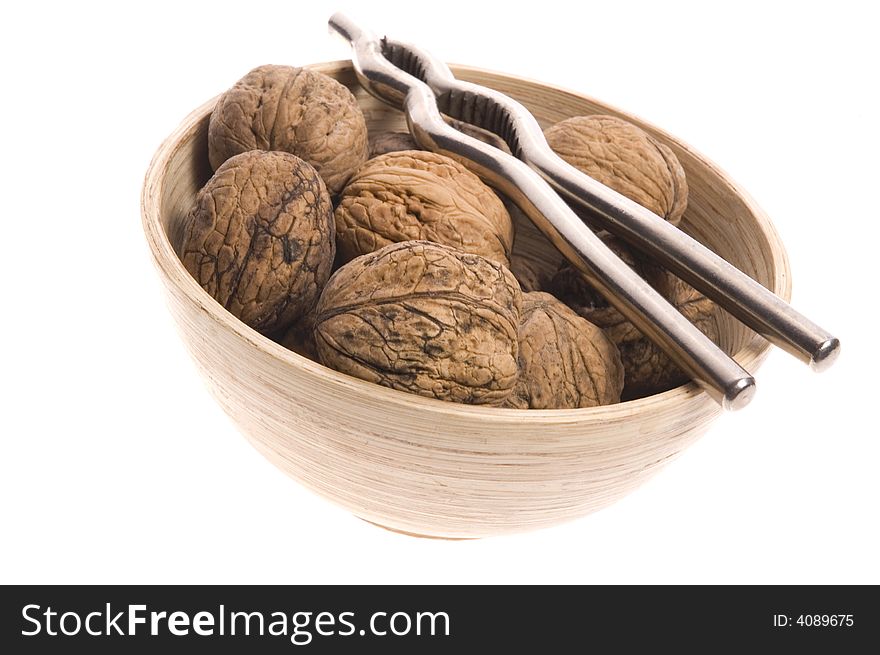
[314,241,522,405]
[334,150,514,266]
[544,115,688,225]
[577,274,720,400]
[506,292,624,409]
[181,150,335,335]
[208,65,368,194]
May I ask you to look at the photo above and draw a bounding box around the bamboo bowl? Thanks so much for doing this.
[142,61,790,538]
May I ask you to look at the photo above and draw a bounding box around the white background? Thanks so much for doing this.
[1,0,877,584]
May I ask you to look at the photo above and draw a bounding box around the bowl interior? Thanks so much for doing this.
[157,62,787,400]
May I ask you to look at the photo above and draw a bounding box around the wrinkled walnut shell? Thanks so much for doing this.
[506,292,624,409]
[315,241,522,405]
[181,150,335,335]
[208,65,368,194]
[544,115,688,225]
[334,150,514,266]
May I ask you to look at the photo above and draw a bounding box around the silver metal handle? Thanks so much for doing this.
[377,36,840,373]
[329,13,756,409]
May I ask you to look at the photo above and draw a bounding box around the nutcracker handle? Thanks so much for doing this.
[330,12,756,409]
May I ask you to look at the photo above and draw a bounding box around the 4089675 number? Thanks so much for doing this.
[796,614,853,627]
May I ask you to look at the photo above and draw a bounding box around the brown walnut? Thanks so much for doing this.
[314,241,522,405]
[544,115,688,225]
[181,150,335,335]
[208,65,368,194]
[334,151,514,267]
[506,292,624,409]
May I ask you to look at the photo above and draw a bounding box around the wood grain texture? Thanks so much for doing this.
[141,61,790,538]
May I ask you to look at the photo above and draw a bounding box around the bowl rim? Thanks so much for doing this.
[141,60,791,424]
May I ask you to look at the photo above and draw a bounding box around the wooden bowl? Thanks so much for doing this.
[142,61,790,538]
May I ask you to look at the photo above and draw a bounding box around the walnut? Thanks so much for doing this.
[334,151,514,267]
[544,115,688,225]
[208,65,368,194]
[181,150,335,335]
[506,292,624,409]
[314,241,522,405]
[576,273,720,400]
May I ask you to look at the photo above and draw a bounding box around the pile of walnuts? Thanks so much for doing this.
[181,65,722,409]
